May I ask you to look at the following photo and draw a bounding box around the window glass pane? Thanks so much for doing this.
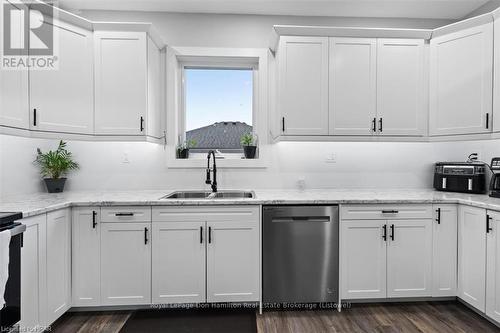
[185,68,253,152]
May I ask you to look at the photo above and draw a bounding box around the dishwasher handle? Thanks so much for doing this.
[271,216,331,223]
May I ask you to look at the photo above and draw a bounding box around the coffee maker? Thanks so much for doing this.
[489,158,500,198]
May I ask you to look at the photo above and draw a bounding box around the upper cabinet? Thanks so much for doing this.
[30,19,94,134]
[278,36,329,135]
[430,23,493,136]
[94,31,148,135]
[329,38,376,135]
[376,39,426,136]
[0,1,28,129]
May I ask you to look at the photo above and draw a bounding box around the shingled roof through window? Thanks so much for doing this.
[186,122,253,150]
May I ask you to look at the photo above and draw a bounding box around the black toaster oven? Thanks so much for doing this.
[433,162,487,194]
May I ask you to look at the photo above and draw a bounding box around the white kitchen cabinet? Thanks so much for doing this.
[340,220,387,299]
[152,221,206,304]
[278,36,329,135]
[458,205,487,312]
[147,37,163,138]
[0,1,28,129]
[486,211,500,322]
[206,220,260,303]
[430,23,493,136]
[329,38,377,135]
[386,219,432,298]
[94,31,147,135]
[494,19,500,132]
[29,19,94,134]
[101,222,151,305]
[377,39,426,136]
[72,208,101,306]
[432,205,458,297]
[19,214,46,331]
[46,209,71,325]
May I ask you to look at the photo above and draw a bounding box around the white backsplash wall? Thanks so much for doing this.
[3,133,498,197]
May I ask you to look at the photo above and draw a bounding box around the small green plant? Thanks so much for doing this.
[177,139,197,150]
[34,140,79,179]
[240,133,256,146]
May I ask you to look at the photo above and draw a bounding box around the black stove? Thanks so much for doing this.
[0,212,24,332]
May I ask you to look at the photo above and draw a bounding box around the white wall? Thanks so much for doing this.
[3,133,498,197]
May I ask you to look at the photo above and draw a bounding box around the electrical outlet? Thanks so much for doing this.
[122,152,130,164]
[297,178,306,191]
[325,153,337,163]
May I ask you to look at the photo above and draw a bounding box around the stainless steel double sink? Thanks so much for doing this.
[160,190,255,200]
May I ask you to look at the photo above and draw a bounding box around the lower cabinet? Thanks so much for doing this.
[72,208,101,306]
[152,206,261,304]
[46,209,71,325]
[101,222,152,305]
[386,219,432,298]
[486,211,500,322]
[458,205,487,312]
[19,214,46,331]
[432,205,458,297]
[341,217,432,299]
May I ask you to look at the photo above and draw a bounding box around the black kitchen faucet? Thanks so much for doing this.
[206,150,217,193]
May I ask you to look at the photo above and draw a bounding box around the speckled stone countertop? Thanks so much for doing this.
[2,189,500,218]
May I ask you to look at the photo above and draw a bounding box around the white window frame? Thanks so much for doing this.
[166,47,269,169]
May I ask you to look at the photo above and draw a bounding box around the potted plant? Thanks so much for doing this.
[240,132,257,159]
[34,140,79,193]
[176,139,197,159]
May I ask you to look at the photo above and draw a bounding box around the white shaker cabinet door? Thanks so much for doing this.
[387,219,433,298]
[432,205,458,297]
[377,39,426,136]
[46,209,71,326]
[206,220,260,303]
[458,205,487,312]
[278,36,329,136]
[19,214,46,331]
[329,38,377,135]
[430,23,493,136]
[94,31,147,135]
[72,208,101,306]
[340,220,387,299]
[101,222,151,305]
[152,221,206,304]
[486,211,500,323]
[30,19,94,134]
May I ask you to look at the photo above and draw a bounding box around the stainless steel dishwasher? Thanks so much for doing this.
[263,205,339,304]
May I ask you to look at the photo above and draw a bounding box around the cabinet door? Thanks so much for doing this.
[486,211,500,322]
[432,205,458,297]
[30,19,93,134]
[387,219,432,298]
[152,221,206,304]
[0,1,28,129]
[206,220,260,302]
[377,39,425,136]
[72,208,100,306]
[430,23,493,136]
[340,220,387,299]
[94,31,147,135]
[329,38,376,135]
[19,214,46,331]
[101,222,151,305]
[46,209,71,325]
[278,36,329,135]
[458,205,487,312]
[147,37,162,138]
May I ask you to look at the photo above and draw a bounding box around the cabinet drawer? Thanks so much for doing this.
[152,206,259,222]
[341,205,432,220]
[101,206,151,222]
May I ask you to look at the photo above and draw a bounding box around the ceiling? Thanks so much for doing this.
[57,0,491,20]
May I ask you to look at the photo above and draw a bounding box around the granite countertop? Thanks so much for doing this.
[2,189,500,218]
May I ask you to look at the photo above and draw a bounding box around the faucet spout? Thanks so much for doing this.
[206,150,218,193]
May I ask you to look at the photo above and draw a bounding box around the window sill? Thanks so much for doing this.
[167,157,267,169]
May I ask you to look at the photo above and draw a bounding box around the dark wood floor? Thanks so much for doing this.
[50,301,500,333]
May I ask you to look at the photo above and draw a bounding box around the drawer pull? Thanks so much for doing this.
[115,212,134,217]
[382,210,399,214]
